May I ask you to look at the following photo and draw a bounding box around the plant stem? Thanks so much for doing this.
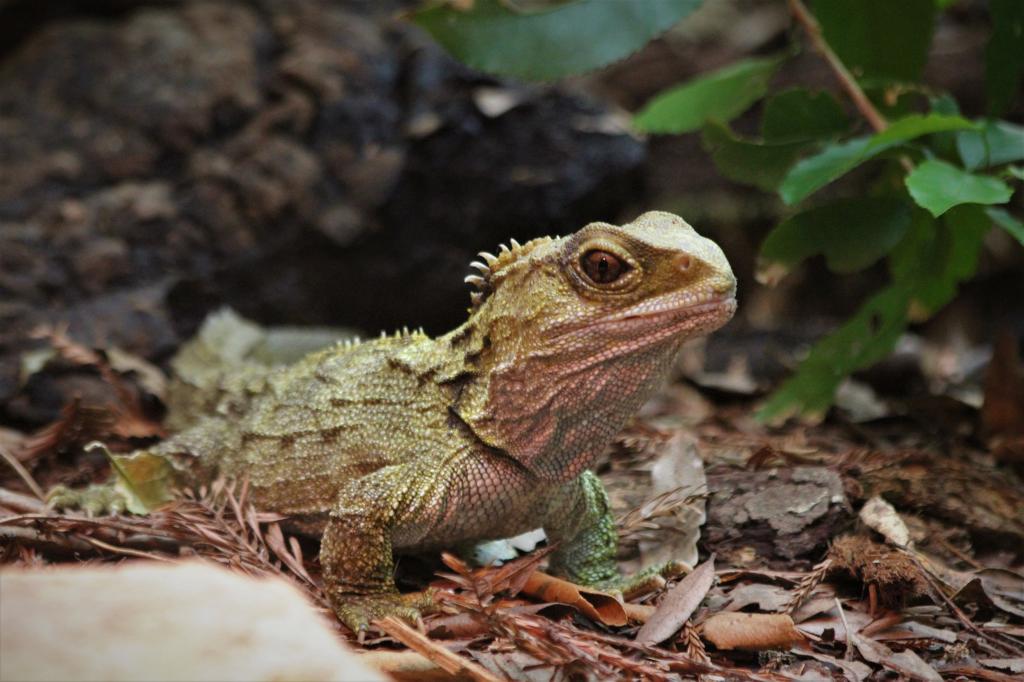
[788,0,889,133]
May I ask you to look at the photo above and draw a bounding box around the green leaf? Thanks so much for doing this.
[759,204,990,423]
[634,56,782,134]
[864,114,976,151]
[811,0,937,81]
[761,88,848,142]
[956,120,1024,170]
[757,284,911,423]
[986,207,1024,247]
[700,122,809,192]
[905,159,1014,217]
[412,0,703,81]
[985,0,1024,116]
[778,114,976,204]
[778,136,871,205]
[758,198,913,282]
[889,205,989,317]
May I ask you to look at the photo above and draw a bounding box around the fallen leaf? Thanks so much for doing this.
[106,347,168,400]
[637,433,707,569]
[15,398,114,463]
[884,649,942,682]
[873,619,957,643]
[791,644,872,682]
[723,582,792,612]
[796,607,872,640]
[978,658,1024,674]
[952,568,1024,619]
[859,496,911,547]
[469,650,559,682]
[701,612,805,650]
[521,571,625,626]
[635,555,715,645]
[623,602,657,623]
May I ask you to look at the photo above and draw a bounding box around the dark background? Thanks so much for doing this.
[1,0,1021,428]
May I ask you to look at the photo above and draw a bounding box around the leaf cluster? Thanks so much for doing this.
[411,0,1023,421]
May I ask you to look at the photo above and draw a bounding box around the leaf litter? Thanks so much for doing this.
[1,330,1023,680]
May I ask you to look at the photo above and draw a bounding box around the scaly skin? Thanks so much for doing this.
[49,211,737,634]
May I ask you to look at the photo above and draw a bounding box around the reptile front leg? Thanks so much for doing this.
[544,470,687,597]
[321,465,439,636]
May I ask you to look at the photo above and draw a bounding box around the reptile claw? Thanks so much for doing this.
[595,559,692,600]
[46,482,131,516]
[334,590,437,638]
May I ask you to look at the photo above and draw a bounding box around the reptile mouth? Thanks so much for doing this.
[619,292,736,323]
[544,291,736,347]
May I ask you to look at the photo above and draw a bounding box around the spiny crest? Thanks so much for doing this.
[465,235,554,309]
[377,326,427,341]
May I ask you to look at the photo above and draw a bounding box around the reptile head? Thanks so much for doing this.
[457,211,736,479]
[467,210,736,351]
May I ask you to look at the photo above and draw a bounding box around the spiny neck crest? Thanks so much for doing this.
[464,235,554,309]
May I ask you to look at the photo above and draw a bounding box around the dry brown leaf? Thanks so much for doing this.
[859,496,911,547]
[468,650,562,682]
[724,582,792,613]
[873,646,942,682]
[791,644,872,682]
[30,325,165,440]
[437,547,552,602]
[701,612,805,651]
[635,555,715,645]
[623,602,656,623]
[939,666,1022,682]
[979,658,1024,674]
[521,571,626,626]
[16,399,114,463]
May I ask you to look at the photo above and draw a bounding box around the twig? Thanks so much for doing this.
[0,445,45,500]
[834,597,855,661]
[0,525,94,552]
[79,535,177,562]
[0,487,49,514]
[908,553,1023,657]
[376,616,501,682]
[787,0,888,133]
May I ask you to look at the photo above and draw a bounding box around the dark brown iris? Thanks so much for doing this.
[580,249,627,284]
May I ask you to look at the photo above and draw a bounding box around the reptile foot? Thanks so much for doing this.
[597,559,691,600]
[334,590,438,640]
[46,483,129,516]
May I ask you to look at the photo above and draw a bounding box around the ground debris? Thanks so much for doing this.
[3,364,1023,680]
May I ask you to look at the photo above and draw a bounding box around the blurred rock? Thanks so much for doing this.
[0,561,385,682]
[0,0,645,425]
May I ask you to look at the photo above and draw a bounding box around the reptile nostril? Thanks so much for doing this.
[714,277,737,296]
[674,254,692,272]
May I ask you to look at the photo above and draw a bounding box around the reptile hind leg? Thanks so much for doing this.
[47,443,177,515]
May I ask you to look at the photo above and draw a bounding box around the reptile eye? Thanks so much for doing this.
[580,250,628,285]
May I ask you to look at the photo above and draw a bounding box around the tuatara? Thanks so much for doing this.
[50,211,737,633]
